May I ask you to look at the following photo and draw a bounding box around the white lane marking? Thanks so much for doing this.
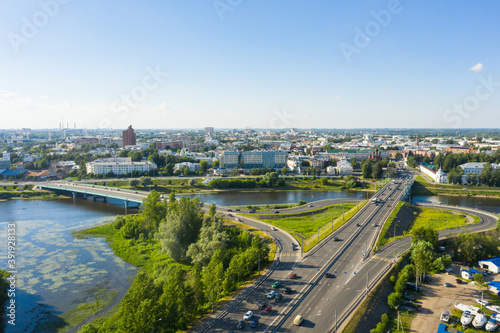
[317,310,322,316]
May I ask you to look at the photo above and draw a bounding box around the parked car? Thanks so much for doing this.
[289,273,297,279]
[443,282,452,287]
[284,287,291,294]
[455,278,462,284]
[263,305,272,314]
[243,311,253,320]
[249,319,259,328]
[403,294,416,302]
[272,281,281,288]
[267,290,276,299]
[274,293,283,302]
[237,320,245,329]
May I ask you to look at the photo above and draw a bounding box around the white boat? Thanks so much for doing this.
[467,305,482,315]
[491,313,500,323]
[473,314,487,328]
[487,305,500,313]
[454,303,468,311]
[461,311,473,326]
[486,318,498,331]
[440,310,450,323]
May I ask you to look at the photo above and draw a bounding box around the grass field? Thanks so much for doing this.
[410,207,480,231]
[260,203,356,238]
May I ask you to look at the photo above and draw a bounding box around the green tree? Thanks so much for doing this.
[230,167,239,177]
[118,150,129,157]
[140,176,152,187]
[474,272,485,284]
[412,226,438,248]
[362,161,372,178]
[263,172,279,187]
[199,160,209,175]
[129,179,139,187]
[141,191,166,235]
[350,158,357,169]
[189,178,195,186]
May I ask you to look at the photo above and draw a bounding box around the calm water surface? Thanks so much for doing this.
[412,195,500,214]
[0,198,137,333]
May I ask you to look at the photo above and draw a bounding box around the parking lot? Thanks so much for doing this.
[410,265,495,333]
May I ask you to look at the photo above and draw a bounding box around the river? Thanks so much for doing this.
[412,195,500,214]
[0,198,137,333]
[182,189,369,206]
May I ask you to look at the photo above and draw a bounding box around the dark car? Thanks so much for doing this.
[274,293,283,302]
[325,272,335,278]
[237,320,245,329]
[228,213,233,217]
[333,236,339,241]
[274,211,280,214]
[403,294,416,302]
[455,278,462,284]
[249,319,259,328]
[284,287,291,294]
[257,301,267,310]
[235,209,240,211]
[227,209,233,212]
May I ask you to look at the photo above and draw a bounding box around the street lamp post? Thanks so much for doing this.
[152,318,162,333]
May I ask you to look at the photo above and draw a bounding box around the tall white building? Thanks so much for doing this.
[459,162,500,175]
[86,157,156,175]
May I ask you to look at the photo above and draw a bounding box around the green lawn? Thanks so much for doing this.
[260,203,356,238]
[410,207,479,232]
[414,175,500,198]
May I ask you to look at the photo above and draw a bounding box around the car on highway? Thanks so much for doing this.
[274,211,280,214]
[271,226,277,231]
[235,218,242,222]
[289,273,297,279]
[243,311,253,320]
[356,223,361,227]
[227,209,233,212]
[272,281,281,288]
[293,315,304,326]
[333,236,339,241]
[325,272,334,278]
[263,305,272,314]
[267,290,276,299]
[236,320,245,329]
[249,319,259,328]
[308,204,313,207]
[235,208,240,211]
[249,209,256,213]
[274,293,283,302]
[228,213,233,217]
[372,223,377,227]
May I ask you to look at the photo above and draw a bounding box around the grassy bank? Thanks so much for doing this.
[377,204,481,249]
[259,203,356,238]
[413,175,500,198]
[0,189,58,200]
[94,176,375,194]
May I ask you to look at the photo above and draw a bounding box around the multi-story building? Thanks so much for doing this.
[204,127,214,135]
[459,162,500,175]
[220,151,240,169]
[174,162,200,172]
[122,125,136,146]
[220,151,287,169]
[86,157,156,175]
[0,152,11,170]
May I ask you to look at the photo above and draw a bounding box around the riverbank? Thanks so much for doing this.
[412,176,500,198]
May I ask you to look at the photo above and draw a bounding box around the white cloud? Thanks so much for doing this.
[0,90,17,97]
[470,63,484,72]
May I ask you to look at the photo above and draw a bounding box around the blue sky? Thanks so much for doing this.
[1,0,499,129]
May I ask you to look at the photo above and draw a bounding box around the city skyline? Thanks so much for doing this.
[1,1,499,129]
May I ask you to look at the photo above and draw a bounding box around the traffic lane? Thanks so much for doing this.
[276,185,405,330]
[282,235,388,332]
